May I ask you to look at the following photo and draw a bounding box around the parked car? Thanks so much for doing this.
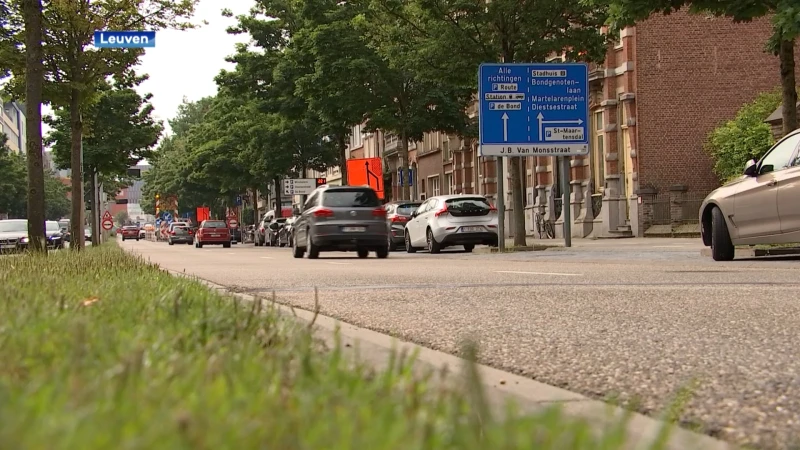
[138,228,146,239]
[230,227,241,244]
[700,128,800,261]
[384,201,422,251]
[254,215,271,246]
[292,185,389,259]
[404,195,498,254]
[0,219,64,251]
[281,217,296,247]
[194,220,232,248]
[266,218,287,246]
[120,225,141,241]
[168,224,194,245]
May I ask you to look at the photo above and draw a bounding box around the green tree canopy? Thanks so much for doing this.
[45,72,163,184]
[705,90,782,183]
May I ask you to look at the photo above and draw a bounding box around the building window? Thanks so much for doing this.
[351,124,363,148]
[428,175,440,197]
[445,173,454,194]
[442,138,452,162]
[591,110,605,194]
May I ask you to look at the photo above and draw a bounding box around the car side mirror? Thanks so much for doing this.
[744,159,758,177]
[411,211,418,218]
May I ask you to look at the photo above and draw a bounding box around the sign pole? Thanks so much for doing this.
[496,157,505,252]
[561,156,572,247]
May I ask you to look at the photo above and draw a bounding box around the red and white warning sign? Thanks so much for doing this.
[102,211,114,231]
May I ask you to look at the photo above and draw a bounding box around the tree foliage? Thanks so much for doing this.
[705,90,782,183]
[45,73,163,186]
[0,135,70,220]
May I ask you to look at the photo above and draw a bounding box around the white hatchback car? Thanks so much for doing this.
[404,195,499,253]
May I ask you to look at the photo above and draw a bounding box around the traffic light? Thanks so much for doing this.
[315,178,327,187]
[155,193,161,214]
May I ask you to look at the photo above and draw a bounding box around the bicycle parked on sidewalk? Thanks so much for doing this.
[534,212,556,239]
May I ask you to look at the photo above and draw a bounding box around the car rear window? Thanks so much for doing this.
[396,203,422,215]
[123,226,138,230]
[274,218,287,224]
[203,221,227,228]
[322,189,380,208]
[445,197,492,217]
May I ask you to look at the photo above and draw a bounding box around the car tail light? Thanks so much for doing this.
[372,207,387,217]
[391,215,407,222]
[169,230,175,235]
[188,229,194,235]
[434,205,449,217]
[313,208,334,218]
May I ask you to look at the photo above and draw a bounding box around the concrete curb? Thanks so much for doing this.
[700,247,800,258]
[165,269,737,450]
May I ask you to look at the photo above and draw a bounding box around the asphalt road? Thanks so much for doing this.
[122,238,800,450]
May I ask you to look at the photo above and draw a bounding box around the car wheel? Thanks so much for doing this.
[307,231,320,259]
[357,248,369,258]
[464,244,474,253]
[388,235,397,252]
[405,233,417,253]
[711,206,735,261]
[223,242,231,248]
[376,245,389,259]
[121,237,125,241]
[292,233,305,258]
[187,242,192,245]
[426,228,441,254]
[198,242,204,248]
[168,240,174,246]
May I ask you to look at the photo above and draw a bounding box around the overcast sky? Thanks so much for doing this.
[43,0,255,161]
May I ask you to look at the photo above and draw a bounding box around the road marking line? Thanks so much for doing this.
[652,245,688,248]
[260,256,273,259]
[494,270,580,276]
[326,262,351,265]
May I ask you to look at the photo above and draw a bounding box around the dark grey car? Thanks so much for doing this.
[385,201,422,251]
[292,185,389,259]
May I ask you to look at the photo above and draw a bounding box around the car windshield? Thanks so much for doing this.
[203,220,226,228]
[322,189,380,208]
[46,221,60,232]
[396,203,422,215]
[0,220,27,232]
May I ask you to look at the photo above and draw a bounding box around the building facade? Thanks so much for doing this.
[1,102,25,154]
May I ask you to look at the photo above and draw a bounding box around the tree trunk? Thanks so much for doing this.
[510,157,526,245]
[69,90,85,251]
[90,167,99,246]
[400,130,410,200]
[251,188,258,223]
[779,38,798,136]
[273,177,282,217]
[338,134,348,186]
[22,0,46,254]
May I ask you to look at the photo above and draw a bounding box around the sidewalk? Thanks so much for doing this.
[500,236,704,252]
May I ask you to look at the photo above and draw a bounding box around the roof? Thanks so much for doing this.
[765,102,800,123]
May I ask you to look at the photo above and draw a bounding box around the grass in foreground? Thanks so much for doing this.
[1,245,675,449]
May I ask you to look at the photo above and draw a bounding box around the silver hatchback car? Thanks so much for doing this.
[404,194,499,253]
[292,185,389,259]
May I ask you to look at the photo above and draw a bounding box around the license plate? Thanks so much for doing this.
[461,226,484,232]
[343,227,366,232]
[210,234,220,237]
[0,244,16,249]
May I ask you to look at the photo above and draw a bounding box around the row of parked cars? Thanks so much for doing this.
[0,219,91,251]
[253,184,500,259]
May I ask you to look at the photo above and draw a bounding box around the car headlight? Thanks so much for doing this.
[20,237,29,243]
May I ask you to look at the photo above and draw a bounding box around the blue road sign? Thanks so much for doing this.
[235,195,242,206]
[93,31,156,48]
[397,168,404,187]
[478,63,589,157]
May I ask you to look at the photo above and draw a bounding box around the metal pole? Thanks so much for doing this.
[496,156,505,252]
[561,156,572,247]
[93,169,100,245]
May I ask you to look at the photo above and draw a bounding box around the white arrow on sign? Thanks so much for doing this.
[536,112,584,141]
[501,113,509,142]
